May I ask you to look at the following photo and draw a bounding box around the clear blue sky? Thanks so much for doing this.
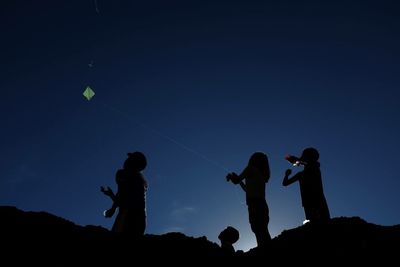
[1,0,399,251]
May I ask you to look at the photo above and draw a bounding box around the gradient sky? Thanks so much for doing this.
[1,0,400,251]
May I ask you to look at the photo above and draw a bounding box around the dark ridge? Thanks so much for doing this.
[1,206,399,265]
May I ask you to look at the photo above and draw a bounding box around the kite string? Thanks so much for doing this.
[96,100,285,172]
[94,0,100,14]
[84,1,277,174]
[96,100,230,173]
[95,100,287,205]
[85,1,228,173]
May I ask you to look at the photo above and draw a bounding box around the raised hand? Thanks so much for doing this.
[226,172,240,184]
[103,208,116,218]
[100,186,114,197]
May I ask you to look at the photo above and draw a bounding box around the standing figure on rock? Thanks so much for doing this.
[101,151,148,236]
[283,147,330,223]
[226,152,272,248]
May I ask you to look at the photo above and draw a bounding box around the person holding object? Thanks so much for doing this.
[283,147,330,222]
[226,152,271,248]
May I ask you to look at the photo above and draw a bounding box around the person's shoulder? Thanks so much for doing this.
[242,165,255,176]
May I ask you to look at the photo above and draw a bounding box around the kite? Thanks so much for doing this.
[83,86,95,100]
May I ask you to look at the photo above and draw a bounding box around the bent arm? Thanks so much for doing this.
[227,172,244,184]
[283,170,302,186]
[101,186,119,218]
[236,167,253,192]
[226,172,246,192]
[101,186,117,200]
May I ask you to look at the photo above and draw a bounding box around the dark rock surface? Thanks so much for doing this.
[1,206,399,265]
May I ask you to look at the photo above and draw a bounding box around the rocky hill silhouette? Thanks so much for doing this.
[1,206,399,265]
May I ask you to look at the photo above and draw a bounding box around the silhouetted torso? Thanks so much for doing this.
[295,163,325,208]
[241,166,266,204]
[115,169,146,210]
[289,162,330,221]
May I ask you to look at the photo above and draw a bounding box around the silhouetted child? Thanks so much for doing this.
[283,147,330,222]
[226,152,272,247]
[101,151,148,236]
[218,226,239,253]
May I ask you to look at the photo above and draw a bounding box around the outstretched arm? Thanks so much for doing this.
[282,169,301,186]
[100,186,119,217]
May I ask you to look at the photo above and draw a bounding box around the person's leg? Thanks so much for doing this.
[305,203,330,223]
[124,209,146,236]
[112,208,127,233]
[304,206,317,222]
[320,197,331,220]
[248,199,271,247]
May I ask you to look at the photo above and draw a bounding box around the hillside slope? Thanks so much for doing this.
[1,206,399,265]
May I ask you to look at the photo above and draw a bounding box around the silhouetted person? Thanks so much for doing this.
[101,151,148,236]
[226,152,272,248]
[218,226,240,253]
[283,147,330,222]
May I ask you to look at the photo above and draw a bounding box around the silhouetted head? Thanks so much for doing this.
[300,147,319,163]
[218,226,239,245]
[248,152,270,182]
[124,151,147,172]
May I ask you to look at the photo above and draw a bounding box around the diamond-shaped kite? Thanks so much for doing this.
[83,86,95,100]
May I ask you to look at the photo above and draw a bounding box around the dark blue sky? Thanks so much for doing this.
[1,0,400,251]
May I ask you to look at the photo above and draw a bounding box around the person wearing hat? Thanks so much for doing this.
[283,147,330,222]
[101,151,149,236]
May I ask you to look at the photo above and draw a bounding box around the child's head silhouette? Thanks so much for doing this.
[124,151,147,172]
[218,226,239,245]
[300,147,319,163]
[248,152,270,181]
